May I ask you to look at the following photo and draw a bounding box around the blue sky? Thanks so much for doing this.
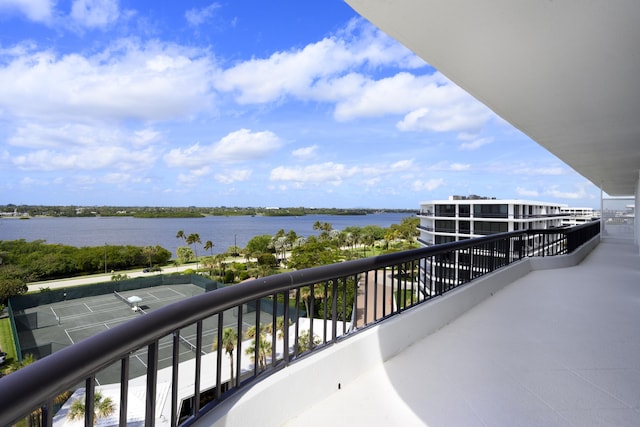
[0,0,600,209]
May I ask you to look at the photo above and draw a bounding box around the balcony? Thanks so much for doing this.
[283,234,640,426]
[0,222,616,426]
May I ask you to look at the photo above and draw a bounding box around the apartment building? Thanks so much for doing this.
[417,195,568,247]
[560,206,599,226]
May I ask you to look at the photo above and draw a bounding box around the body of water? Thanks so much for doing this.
[0,213,413,257]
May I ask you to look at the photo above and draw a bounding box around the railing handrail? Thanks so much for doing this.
[0,220,600,426]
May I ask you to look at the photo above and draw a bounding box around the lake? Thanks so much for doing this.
[0,213,413,256]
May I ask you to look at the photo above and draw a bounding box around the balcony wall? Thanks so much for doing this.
[196,235,600,426]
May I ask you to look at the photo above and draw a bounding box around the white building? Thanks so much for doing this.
[417,196,568,247]
[560,206,599,226]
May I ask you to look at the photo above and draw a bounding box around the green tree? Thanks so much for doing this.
[288,236,341,270]
[204,240,215,257]
[297,330,320,353]
[67,391,115,425]
[186,233,202,271]
[2,353,36,376]
[245,235,273,258]
[245,324,271,370]
[142,246,155,268]
[0,265,29,304]
[313,221,333,240]
[214,328,238,385]
[176,247,194,264]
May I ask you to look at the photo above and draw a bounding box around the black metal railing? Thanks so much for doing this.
[0,221,600,427]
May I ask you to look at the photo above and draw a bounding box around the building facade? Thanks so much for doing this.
[560,206,599,226]
[417,195,569,247]
[416,196,571,294]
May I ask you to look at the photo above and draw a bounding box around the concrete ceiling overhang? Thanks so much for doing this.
[346,0,640,196]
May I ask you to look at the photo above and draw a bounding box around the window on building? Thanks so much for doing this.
[473,204,508,218]
[474,221,508,235]
[435,235,456,244]
[459,220,470,234]
[459,204,470,217]
[435,204,456,217]
[435,220,456,233]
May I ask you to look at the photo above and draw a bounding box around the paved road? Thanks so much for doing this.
[26,263,198,292]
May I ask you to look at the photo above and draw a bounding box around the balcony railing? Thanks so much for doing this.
[0,221,600,427]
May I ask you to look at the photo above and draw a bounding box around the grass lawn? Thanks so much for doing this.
[0,317,18,363]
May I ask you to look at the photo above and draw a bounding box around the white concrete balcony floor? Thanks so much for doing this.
[283,238,640,426]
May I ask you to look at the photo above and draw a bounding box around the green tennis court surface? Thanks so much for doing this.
[12,284,267,385]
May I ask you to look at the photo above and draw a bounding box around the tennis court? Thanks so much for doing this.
[12,284,268,385]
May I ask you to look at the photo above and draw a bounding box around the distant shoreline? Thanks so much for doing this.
[1,206,416,219]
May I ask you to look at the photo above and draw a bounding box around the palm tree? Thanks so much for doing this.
[186,233,202,271]
[216,328,237,385]
[245,334,271,370]
[272,236,288,264]
[142,245,155,268]
[300,286,312,316]
[361,233,375,257]
[67,391,115,424]
[297,330,320,353]
[204,240,215,257]
[1,353,36,375]
[176,230,186,243]
[204,240,215,276]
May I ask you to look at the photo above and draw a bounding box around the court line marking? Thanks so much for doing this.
[65,315,139,333]
[85,303,93,312]
[50,306,59,323]
[65,329,75,345]
[57,305,135,322]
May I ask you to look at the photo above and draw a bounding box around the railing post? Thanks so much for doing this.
[284,292,290,364]
[331,279,338,341]
[120,356,130,427]
[85,376,95,427]
[145,341,158,427]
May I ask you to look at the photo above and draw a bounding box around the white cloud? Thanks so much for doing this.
[215,169,252,184]
[74,174,97,186]
[0,0,54,23]
[164,129,283,168]
[214,19,424,105]
[70,0,120,28]
[102,172,131,185]
[12,145,156,171]
[396,102,492,134]
[270,162,359,185]
[390,159,414,171]
[5,122,162,173]
[429,161,470,171]
[20,176,46,186]
[488,162,567,176]
[8,122,161,149]
[545,183,594,200]
[292,145,318,160]
[459,137,493,151]
[516,187,540,197]
[0,40,216,122]
[412,178,445,192]
[185,2,220,27]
